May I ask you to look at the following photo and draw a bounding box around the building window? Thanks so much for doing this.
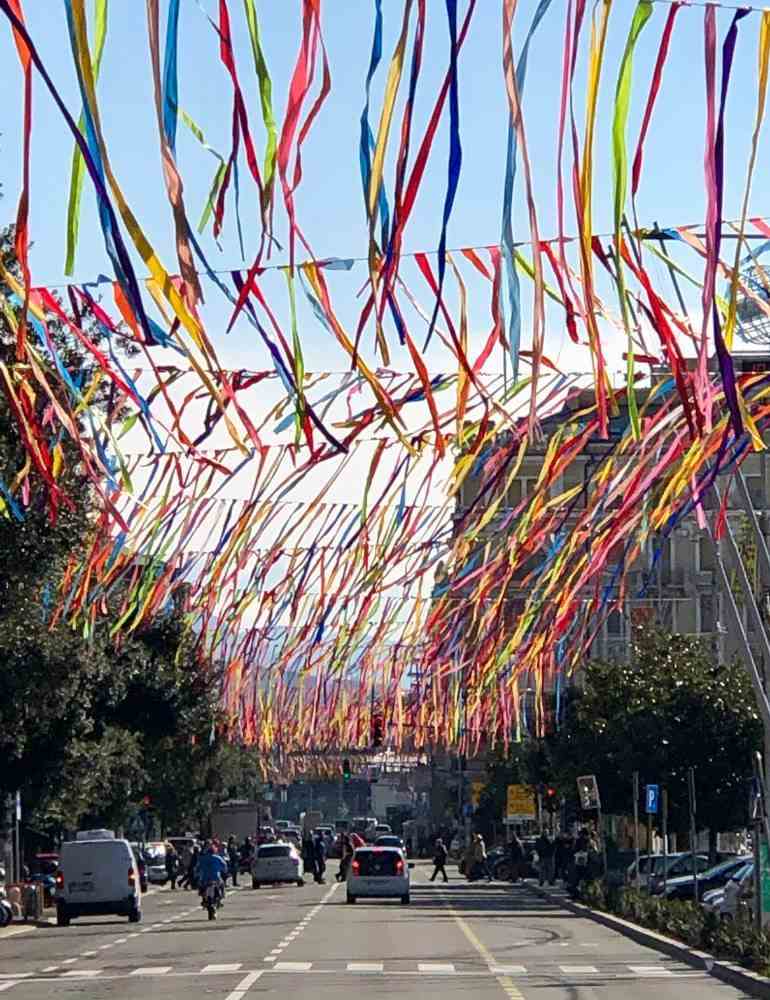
[698,535,715,572]
[699,593,716,634]
[607,609,624,636]
[507,477,540,508]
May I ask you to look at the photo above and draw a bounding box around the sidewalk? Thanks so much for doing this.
[530,881,770,1000]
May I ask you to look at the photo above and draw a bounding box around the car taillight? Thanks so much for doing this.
[396,859,404,875]
[128,867,136,886]
[55,871,64,887]
[351,861,360,875]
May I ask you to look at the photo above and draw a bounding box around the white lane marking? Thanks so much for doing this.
[274,963,312,972]
[628,966,673,976]
[347,962,384,973]
[202,964,243,973]
[127,933,140,938]
[278,941,292,948]
[418,963,456,974]
[0,975,32,979]
[0,983,17,992]
[61,970,101,977]
[490,965,527,975]
[560,966,598,974]
[113,938,127,944]
[0,928,33,939]
[131,967,172,975]
[269,948,284,955]
[79,951,97,957]
[61,958,77,965]
[263,957,276,963]
[41,967,59,973]
[224,970,263,1000]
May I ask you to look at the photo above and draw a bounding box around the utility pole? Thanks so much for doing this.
[633,772,640,889]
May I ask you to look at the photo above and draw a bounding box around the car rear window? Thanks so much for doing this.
[259,845,292,859]
[355,851,402,876]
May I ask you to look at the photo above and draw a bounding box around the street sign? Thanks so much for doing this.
[506,784,536,821]
[577,774,601,811]
[470,781,485,808]
[645,784,660,815]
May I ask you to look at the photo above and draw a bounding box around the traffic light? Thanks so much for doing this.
[545,787,558,812]
[371,715,384,748]
[342,758,351,781]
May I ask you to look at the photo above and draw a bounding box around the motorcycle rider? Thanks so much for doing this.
[195,842,229,910]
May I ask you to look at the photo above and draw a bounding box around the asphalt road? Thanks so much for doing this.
[0,866,752,999]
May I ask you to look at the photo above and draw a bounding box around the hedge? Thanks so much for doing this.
[579,882,770,977]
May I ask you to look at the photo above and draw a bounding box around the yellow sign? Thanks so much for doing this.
[470,781,485,808]
[506,784,536,820]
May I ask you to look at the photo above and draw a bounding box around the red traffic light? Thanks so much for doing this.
[546,787,557,798]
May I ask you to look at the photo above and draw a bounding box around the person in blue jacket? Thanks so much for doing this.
[195,843,229,903]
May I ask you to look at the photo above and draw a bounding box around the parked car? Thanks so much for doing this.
[251,843,304,889]
[346,847,412,905]
[702,862,754,920]
[375,823,392,836]
[663,856,745,901]
[626,852,710,889]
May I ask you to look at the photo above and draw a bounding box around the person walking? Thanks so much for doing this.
[164,843,179,890]
[535,829,556,886]
[472,833,493,882]
[508,831,525,883]
[312,831,327,884]
[180,842,200,890]
[555,833,573,882]
[336,834,353,882]
[430,837,449,883]
[227,835,240,888]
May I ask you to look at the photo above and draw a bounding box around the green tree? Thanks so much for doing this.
[0,223,235,840]
[542,627,762,854]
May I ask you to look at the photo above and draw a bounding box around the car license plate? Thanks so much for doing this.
[69,881,94,893]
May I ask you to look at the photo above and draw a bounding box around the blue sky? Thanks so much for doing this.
[0,1,768,379]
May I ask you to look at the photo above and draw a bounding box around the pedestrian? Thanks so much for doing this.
[555,833,574,882]
[472,833,493,882]
[508,831,525,883]
[180,842,200,890]
[337,834,353,882]
[164,843,179,890]
[240,836,254,874]
[569,828,590,898]
[227,835,239,888]
[430,837,449,883]
[535,829,556,886]
[312,831,327,884]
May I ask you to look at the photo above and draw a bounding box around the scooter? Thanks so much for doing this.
[199,880,223,921]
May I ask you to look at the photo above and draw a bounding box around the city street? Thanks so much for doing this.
[0,867,748,999]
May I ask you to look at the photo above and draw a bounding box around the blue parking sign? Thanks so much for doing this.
[645,784,659,814]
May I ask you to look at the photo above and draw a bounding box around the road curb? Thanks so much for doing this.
[530,884,770,999]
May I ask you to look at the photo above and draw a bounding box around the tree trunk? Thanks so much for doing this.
[708,827,718,864]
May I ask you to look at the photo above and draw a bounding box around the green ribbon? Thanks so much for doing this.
[612,0,652,438]
[64,0,108,276]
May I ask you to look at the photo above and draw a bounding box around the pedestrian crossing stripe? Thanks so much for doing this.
[0,963,706,981]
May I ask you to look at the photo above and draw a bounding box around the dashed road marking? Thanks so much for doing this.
[418,963,455,975]
[490,966,527,975]
[274,962,312,972]
[224,970,263,1000]
[348,962,383,973]
[202,964,242,973]
[61,969,101,977]
[131,967,172,975]
[628,966,673,976]
[559,965,598,974]
[61,958,77,965]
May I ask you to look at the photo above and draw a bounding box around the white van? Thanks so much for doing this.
[56,833,142,926]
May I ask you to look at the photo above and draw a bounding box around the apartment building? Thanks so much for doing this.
[455,354,770,671]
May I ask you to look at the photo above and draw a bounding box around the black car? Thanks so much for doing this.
[662,856,746,901]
